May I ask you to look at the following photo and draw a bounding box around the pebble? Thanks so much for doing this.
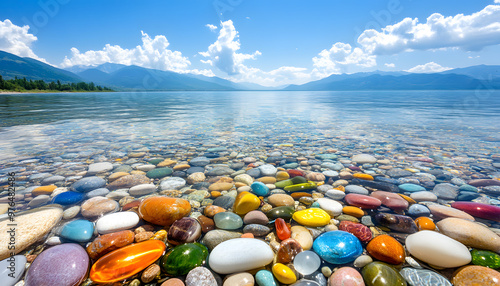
[256,269,278,286]
[451,201,500,222]
[353,255,373,268]
[86,230,135,260]
[328,267,364,286]
[95,211,140,234]
[81,196,118,218]
[168,217,202,245]
[371,191,409,211]
[400,267,451,286]
[451,265,500,286]
[214,211,243,230]
[186,267,217,286]
[293,250,321,275]
[409,191,437,202]
[60,219,94,242]
[223,272,255,286]
[471,249,500,269]
[0,255,27,286]
[292,208,331,227]
[88,162,113,174]
[272,263,297,284]
[71,176,106,192]
[345,185,369,195]
[351,154,377,164]
[291,226,314,250]
[129,183,156,196]
[366,234,405,265]
[268,194,295,207]
[325,189,345,200]
[427,204,475,221]
[361,262,407,286]
[313,231,363,264]
[316,198,343,216]
[233,191,261,215]
[161,243,208,276]
[398,183,426,193]
[138,196,191,226]
[345,194,381,209]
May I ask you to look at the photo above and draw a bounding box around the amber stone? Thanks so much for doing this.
[339,221,372,243]
[414,217,436,231]
[290,192,312,199]
[89,240,166,283]
[197,215,215,233]
[277,238,303,264]
[366,234,405,265]
[204,205,226,217]
[122,200,141,211]
[275,218,291,241]
[86,230,135,260]
[452,265,500,286]
[138,196,191,226]
[167,217,202,245]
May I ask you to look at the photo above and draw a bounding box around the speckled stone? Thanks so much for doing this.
[81,196,119,218]
[185,267,217,286]
[451,265,500,286]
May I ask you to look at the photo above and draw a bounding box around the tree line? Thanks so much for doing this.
[0,75,113,92]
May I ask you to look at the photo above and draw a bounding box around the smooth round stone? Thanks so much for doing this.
[243,210,269,225]
[400,267,451,286]
[201,230,242,250]
[345,185,369,195]
[409,191,437,202]
[352,154,377,164]
[209,238,274,274]
[190,156,210,167]
[223,272,255,286]
[168,217,202,245]
[161,243,208,276]
[374,213,418,233]
[277,238,303,264]
[328,267,364,286]
[345,194,381,209]
[456,191,481,201]
[244,224,271,237]
[267,206,295,220]
[251,182,270,196]
[313,231,363,264]
[272,263,297,284]
[25,243,89,286]
[459,184,478,192]
[0,207,63,260]
[371,191,408,211]
[129,184,156,196]
[427,204,475,221]
[436,217,500,253]
[86,230,135,260]
[147,167,173,179]
[325,189,346,200]
[317,198,343,216]
[471,249,500,269]
[28,194,51,207]
[160,177,186,190]
[398,183,426,193]
[451,265,500,286]
[291,226,314,251]
[139,196,191,226]
[338,221,372,243]
[451,201,500,222]
[294,250,321,275]
[233,191,261,215]
[256,269,278,286]
[51,191,85,205]
[259,164,277,176]
[162,278,186,286]
[186,266,217,286]
[353,255,373,268]
[71,176,106,193]
[414,217,436,230]
[268,194,295,207]
[214,212,243,230]
[85,187,110,198]
[0,255,27,286]
[366,235,405,265]
[432,183,458,200]
[81,196,118,218]
[405,230,471,268]
[361,262,406,286]
[91,240,166,283]
[293,208,331,227]
[213,195,236,209]
[60,219,94,242]
[107,174,150,190]
[88,162,113,174]
[407,204,431,217]
[95,211,140,234]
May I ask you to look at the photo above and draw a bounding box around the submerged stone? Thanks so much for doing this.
[161,243,208,276]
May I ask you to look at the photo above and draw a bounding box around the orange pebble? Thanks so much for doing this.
[290,192,312,199]
[352,173,374,181]
[342,206,365,218]
[210,191,221,198]
[415,217,436,231]
[398,194,416,204]
[334,186,345,192]
[32,185,57,196]
[241,233,254,238]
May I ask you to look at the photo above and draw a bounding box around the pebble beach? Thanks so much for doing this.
[0,90,500,286]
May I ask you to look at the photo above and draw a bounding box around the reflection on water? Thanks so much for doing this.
[0,90,499,163]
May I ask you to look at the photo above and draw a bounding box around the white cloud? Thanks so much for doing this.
[205,24,217,32]
[385,63,395,68]
[358,5,500,55]
[60,31,194,73]
[200,20,261,75]
[406,62,452,73]
[0,19,47,63]
[311,42,376,77]
[231,65,312,86]
[495,0,500,4]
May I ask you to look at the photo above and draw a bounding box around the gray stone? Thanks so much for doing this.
[386,168,413,178]
[88,162,113,175]
[85,188,110,198]
[432,183,459,200]
[41,175,65,185]
[129,184,157,196]
[190,157,210,167]
[28,195,51,207]
[345,185,369,195]
[206,167,235,176]
[186,267,217,286]
[160,177,186,190]
[201,230,242,250]
[259,164,277,176]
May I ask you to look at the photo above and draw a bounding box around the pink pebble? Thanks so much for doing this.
[329,267,365,286]
[345,194,382,209]
[371,191,408,211]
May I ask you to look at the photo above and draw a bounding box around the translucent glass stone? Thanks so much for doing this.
[293,250,321,275]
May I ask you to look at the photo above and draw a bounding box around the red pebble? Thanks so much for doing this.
[275,218,291,241]
[451,202,500,222]
[339,221,373,243]
[287,169,305,178]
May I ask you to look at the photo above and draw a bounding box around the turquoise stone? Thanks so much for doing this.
[398,183,426,193]
[471,249,500,269]
[256,269,278,286]
[400,267,451,286]
[315,154,338,160]
[160,243,208,276]
[51,191,85,205]
[459,184,479,193]
[251,182,270,196]
[275,179,293,189]
[60,219,94,242]
[266,206,295,220]
[312,231,362,264]
[146,167,173,178]
[213,212,243,230]
[362,262,407,286]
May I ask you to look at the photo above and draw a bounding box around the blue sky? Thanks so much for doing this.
[1,0,500,86]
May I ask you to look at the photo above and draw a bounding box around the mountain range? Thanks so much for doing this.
[1,50,499,91]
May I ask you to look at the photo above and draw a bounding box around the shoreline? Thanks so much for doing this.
[0,90,114,95]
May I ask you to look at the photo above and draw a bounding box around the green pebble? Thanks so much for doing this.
[291,176,307,184]
[148,158,164,165]
[471,249,500,269]
[284,182,316,192]
[362,262,407,286]
[335,214,359,223]
[266,206,295,220]
[146,167,173,178]
[275,179,293,189]
[160,243,208,275]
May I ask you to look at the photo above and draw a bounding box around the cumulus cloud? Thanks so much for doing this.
[205,24,217,32]
[60,31,195,73]
[385,63,395,68]
[232,66,312,86]
[199,20,261,75]
[406,62,452,73]
[495,0,500,4]
[358,5,500,54]
[0,19,47,63]
[311,42,376,77]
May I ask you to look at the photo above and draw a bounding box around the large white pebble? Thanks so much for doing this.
[209,238,274,274]
[95,212,139,234]
[316,198,343,216]
[405,230,471,268]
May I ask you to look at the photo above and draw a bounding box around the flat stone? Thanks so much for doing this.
[410,191,437,202]
[345,185,369,195]
[428,204,475,221]
[432,183,459,200]
[107,174,150,190]
[95,211,140,234]
[436,218,500,253]
[351,154,377,164]
[129,184,157,196]
[88,162,113,175]
[201,230,242,250]
[71,176,106,193]
[138,196,191,226]
[313,231,362,264]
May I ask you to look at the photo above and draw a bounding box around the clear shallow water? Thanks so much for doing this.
[0,90,499,164]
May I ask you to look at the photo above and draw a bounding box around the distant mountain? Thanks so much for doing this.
[0,50,81,83]
[440,65,500,80]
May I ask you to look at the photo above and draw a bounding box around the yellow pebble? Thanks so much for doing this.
[398,194,416,204]
[272,263,297,284]
[210,191,221,198]
[342,206,365,218]
[404,168,419,173]
[233,191,261,215]
[352,173,374,181]
[276,171,290,181]
[32,185,57,196]
[150,230,167,241]
[334,185,345,192]
[292,208,331,227]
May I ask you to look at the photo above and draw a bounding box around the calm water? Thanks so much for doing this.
[1,90,499,164]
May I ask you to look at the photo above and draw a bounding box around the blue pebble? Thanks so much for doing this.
[60,219,94,242]
[312,231,362,264]
[71,176,106,193]
[456,191,481,201]
[458,184,479,193]
[375,176,399,185]
[51,191,85,205]
[408,204,431,216]
[251,182,270,196]
[256,269,278,286]
[398,183,426,193]
[310,202,320,208]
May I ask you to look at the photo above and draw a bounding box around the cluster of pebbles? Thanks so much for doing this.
[1,134,500,286]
